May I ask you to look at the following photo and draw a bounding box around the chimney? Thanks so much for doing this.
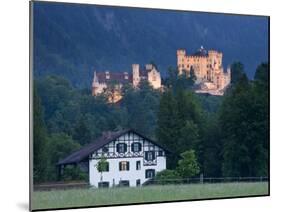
[124,72,129,80]
[105,71,110,79]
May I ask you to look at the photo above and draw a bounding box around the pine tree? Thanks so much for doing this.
[33,84,48,183]
[220,64,269,177]
[73,117,92,146]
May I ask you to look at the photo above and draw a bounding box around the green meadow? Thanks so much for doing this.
[32,182,268,210]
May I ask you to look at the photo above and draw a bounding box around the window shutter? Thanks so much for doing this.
[138,143,142,151]
[116,144,120,153]
[152,170,155,177]
[124,144,127,152]
[127,161,130,170]
[119,162,121,171]
[152,152,155,160]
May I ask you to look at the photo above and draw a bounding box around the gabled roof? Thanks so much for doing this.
[57,129,171,166]
[96,72,132,84]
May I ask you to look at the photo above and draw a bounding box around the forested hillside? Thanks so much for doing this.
[33,2,268,87]
[33,62,269,183]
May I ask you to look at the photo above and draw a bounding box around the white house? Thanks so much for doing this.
[57,129,170,188]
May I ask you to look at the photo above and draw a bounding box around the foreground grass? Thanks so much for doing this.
[32,182,268,210]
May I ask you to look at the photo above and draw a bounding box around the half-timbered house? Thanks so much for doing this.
[57,129,170,188]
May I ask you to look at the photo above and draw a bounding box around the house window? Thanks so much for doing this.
[136,161,141,170]
[119,180,130,187]
[117,143,127,153]
[158,150,163,156]
[131,142,141,152]
[136,179,141,186]
[98,181,109,188]
[145,151,155,161]
[119,161,129,171]
[145,169,155,178]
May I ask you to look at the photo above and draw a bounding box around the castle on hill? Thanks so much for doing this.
[177,46,231,95]
[91,47,231,101]
[92,64,161,103]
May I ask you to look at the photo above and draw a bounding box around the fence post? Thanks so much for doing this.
[200,173,204,184]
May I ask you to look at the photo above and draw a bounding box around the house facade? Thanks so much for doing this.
[57,129,168,188]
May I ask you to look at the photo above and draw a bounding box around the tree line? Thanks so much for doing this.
[33,62,269,183]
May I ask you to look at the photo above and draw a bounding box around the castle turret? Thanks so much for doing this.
[132,64,140,87]
[92,71,99,96]
[227,65,231,75]
[145,64,153,70]
[177,49,187,74]
[225,65,231,85]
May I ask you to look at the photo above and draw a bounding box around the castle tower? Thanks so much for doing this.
[227,65,231,75]
[177,49,186,74]
[226,65,231,85]
[92,71,99,96]
[132,64,140,87]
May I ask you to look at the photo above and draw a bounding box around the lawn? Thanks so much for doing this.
[32,182,268,210]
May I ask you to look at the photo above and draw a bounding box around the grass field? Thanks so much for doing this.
[32,182,268,210]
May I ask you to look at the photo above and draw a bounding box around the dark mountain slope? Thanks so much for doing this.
[33,2,268,87]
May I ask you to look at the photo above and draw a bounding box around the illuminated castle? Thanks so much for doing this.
[177,46,231,95]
